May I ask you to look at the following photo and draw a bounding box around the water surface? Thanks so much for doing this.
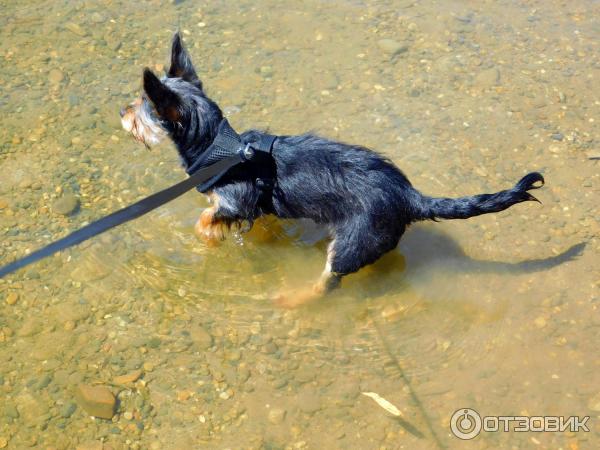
[0,0,598,448]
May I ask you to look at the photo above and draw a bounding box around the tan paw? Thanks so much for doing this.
[194,209,227,245]
[273,285,323,309]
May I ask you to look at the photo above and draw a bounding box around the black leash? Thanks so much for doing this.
[0,119,277,279]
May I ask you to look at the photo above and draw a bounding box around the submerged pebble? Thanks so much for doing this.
[268,407,286,424]
[0,1,597,449]
[60,402,77,418]
[377,39,408,56]
[75,384,116,419]
[474,67,500,88]
[5,292,18,305]
[64,22,87,37]
[48,69,64,84]
[52,194,79,215]
[113,369,143,384]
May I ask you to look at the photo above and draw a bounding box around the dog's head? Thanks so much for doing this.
[120,33,222,161]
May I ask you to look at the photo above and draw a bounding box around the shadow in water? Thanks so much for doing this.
[334,224,585,299]
[398,225,586,275]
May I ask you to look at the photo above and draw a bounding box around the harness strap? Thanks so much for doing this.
[187,119,278,193]
[251,133,277,155]
[246,133,277,200]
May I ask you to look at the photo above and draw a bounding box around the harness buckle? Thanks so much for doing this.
[242,143,255,160]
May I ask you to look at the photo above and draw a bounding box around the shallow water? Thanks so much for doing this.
[0,0,598,448]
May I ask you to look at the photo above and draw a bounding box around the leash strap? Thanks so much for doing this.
[0,152,244,279]
[0,118,279,279]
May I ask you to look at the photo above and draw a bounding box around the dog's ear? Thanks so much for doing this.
[168,32,201,87]
[143,68,182,122]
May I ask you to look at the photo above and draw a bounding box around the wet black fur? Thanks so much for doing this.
[141,33,545,280]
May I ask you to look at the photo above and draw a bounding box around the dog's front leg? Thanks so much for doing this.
[194,188,258,244]
[195,206,228,243]
[194,192,233,244]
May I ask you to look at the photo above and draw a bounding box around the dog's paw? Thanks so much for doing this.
[194,209,227,245]
[272,286,323,309]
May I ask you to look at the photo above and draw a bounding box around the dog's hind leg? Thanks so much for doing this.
[275,218,404,308]
[274,240,342,308]
[329,218,404,277]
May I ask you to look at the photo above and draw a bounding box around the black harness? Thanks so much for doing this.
[0,119,278,278]
[186,118,277,193]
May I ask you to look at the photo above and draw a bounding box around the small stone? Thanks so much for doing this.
[377,39,409,56]
[17,317,43,337]
[322,72,338,89]
[0,199,8,209]
[113,369,143,385]
[262,342,278,354]
[90,12,106,23]
[474,68,500,88]
[190,327,213,349]
[52,194,79,216]
[5,293,18,305]
[36,374,52,390]
[534,316,547,328]
[299,393,321,414]
[123,411,133,420]
[225,349,241,362]
[177,391,191,401]
[60,402,77,418]
[75,384,116,419]
[64,22,87,36]
[551,133,564,141]
[272,378,288,390]
[49,69,64,84]
[0,437,7,449]
[268,408,286,424]
[147,337,161,348]
[259,66,274,77]
[586,151,600,160]
[4,405,19,420]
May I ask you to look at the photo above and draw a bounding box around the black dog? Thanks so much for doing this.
[121,33,544,307]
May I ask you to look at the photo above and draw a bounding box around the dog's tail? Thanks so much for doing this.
[414,172,544,221]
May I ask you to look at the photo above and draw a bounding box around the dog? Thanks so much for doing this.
[121,33,545,307]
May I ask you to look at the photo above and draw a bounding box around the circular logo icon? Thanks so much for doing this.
[450,408,482,440]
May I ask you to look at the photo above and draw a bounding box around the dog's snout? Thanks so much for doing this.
[119,107,127,118]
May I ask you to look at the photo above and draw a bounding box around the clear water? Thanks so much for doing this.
[0,1,598,449]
